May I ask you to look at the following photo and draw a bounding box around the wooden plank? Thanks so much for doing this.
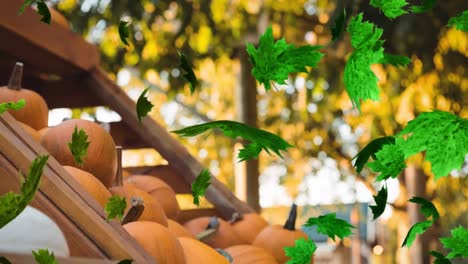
[123,165,192,194]
[0,113,157,263]
[178,208,219,224]
[87,67,254,220]
[0,253,117,264]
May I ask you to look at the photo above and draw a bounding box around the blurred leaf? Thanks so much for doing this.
[68,126,90,166]
[304,213,355,241]
[370,0,409,19]
[178,51,199,94]
[440,226,468,259]
[105,195,127,221]
[136,88,154,125]
[409,197,439,220]
[447,10,468,32]
[0,99,26,114]
[284,238,317,264]
[191,169,211,207]
[32,249,58,264]
[352,136,395,173]
[36,0,51,24]
[379,54,412,67]
[368,141,407,181]
[411,0,437,13]
[119,20,130,46]
[0,256,12,264]
[330,9,347,41]
[402,220,433,247]
[429,251,451,264]
[370,185,388,220]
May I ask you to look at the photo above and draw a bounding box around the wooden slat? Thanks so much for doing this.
[0,253,117,264]
[123,165,192,194]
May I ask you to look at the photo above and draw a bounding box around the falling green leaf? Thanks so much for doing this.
[178,51,199,94]
[370,185,388,220]
[379,54,412,67]
[440,226,468,259]
[67,126,90,167]
[410,0,437,13]
[0,256,12,264]
[0,155,48,228]
[429,251,451,264]
[409,197,439,220]
[246,26,324,91]
[119,20,130,46]
[36,0,51,24]
[191,169,211,207]
[402,220,433,247]
[18,0,35,14]
[172,120,293,161]
[0,99,26,114]
[284,238,317,264]
[330,9,347,41]
[105,195,127,221]
[352,136,395,173]
[367,140,407,181]
[32,249,58,264]
[447,10,468,32]
[136,88,154,125]
[370,0,409,19]
[304,213,355,241]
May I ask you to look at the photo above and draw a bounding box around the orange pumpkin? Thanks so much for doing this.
[167,219,195,238]
[17,121,41,142]
[63,166,111,208]
[0,62,48,130]
[124,175,181,220]
[231,213,269,244]
[40,119,117,187]
[38,127,49,139]
[50,8,69,28]
[123,221,186,264]
[253,204,310,263]
[225,245,278,264]
[178,237,229,264]
[184,216,243,249]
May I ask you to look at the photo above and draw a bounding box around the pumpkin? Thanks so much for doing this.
[125,175,181,220]
[38,127,49,139]
[123,221,185,264]
[225,245,278,264]
[167,219,195,238]
[178,237,229,264]
[50,8,70,28]
[184,216,243,249]
[252,204,310,263]
[0,62,48,130]
[40,119,117,187]
[231,213,269,244]
[0,206,69,257]
[17,121,41,142]
[63,166,112,208]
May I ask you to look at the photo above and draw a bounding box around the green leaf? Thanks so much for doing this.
[344,13,385,110]
[172,120,293,161]
[0,256,12,264]
[447,10,468,32]
[409,197,439,220]
[0,155,48,228]
[304,213,355,241]
[367,140,407,181]
[379,53,412,67]
[330,9,347,41]
[284,238,317,264]
[116,259,133,264]
[402,220,433,247]
[429,251,451,264]
[32,249,58,264]
[352,136,395,173]
[396,111,468,179]
[410,0,437,13]
[370,0,409,19]
[67,126,90,167]
[19,0,35,14]
[178,51,199,94]
[136,88,154,125]
[36,0,51,24]
[191,169,211,207]
[0,99,26,114]
[370,185,388,220]
[105,195,127,221]
[440,226,468,259]
[119,20,130,46]
[246,26,324,91]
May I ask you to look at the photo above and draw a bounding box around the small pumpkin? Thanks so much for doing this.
[252,204,309,263]
[17,121,41,142]
[178,237,229,264]
[225,245,278,264]
[230,213,269,244]
[40,119,117,187]
[167,219,195,239]
[125,175,181,220]
[184,216,243,249]
[0,62,48,130]
[63,166,112,208]
[123,221,186,264]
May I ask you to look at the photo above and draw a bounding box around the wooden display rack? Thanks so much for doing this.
[0,0,253,262]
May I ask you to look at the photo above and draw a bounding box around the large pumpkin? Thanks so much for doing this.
[40,119,117,187]
[231,213,269,244]
[63,166,111,208]
[0,62,48,130]
[123,221,186,264]
[253,204,310,263]
[178,237,229,264]
[167,219,195,239]
[225,245,278,264]
[124,175,181,220]
[184,216,243,249]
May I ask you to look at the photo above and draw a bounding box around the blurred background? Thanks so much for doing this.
[46,0,467,263]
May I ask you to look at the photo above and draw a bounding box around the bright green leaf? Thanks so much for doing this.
[429,251,451,264]
[32,249,58,264]
[370,185,388,220]
[171,120,293,161]
[370,0,409,19]
[119,20,130,46]
[409,197,439,220]
[0,99,26,114]
[105,195,127,221]
[178,51,199,94]
[191,169,211,207]
[18,0,35,14]
[402,220,433,247]
[246,26,323,91]
[330,9,347,41]
[410,0,437,13]
[67,126,90,167]
[447,10,468,32]
[368,140,407,181]
[284,238,317,264]
[379,53,412,67]
[304,213,355,241]
[352,136,395,173]
[440,226,468,259]
[136,88,154,125]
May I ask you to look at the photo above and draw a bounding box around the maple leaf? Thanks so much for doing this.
[178,51,199,94]
[18,0,51,24]
[105,195,127,221]
[447,10,468,32]
[67,126,90,167]
[370,185,388,220]
[402,220,433,247]
[191,169,211,207]
[284,238,317,264]
[367,140,407,181]
[330,9,347,41]
[379,53,412,67]
[440,226,468,259]
[410,0,437,13]
[409,197,439,220]
[32,249,58,264]
[304,213,355,241]
[119,20,130,46]
[136,88,154,125]
[429,251,451,264]
[0,99,26,114]
[247,26,323,91]
[370,0,409,19]
[352,136,395,174]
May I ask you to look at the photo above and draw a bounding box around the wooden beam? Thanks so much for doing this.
[0,253,117,264]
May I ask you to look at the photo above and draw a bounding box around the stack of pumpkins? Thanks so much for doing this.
[0,63,313,264]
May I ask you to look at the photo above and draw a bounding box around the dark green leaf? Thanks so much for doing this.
[352,136,395,173]
[370,185,388,220]
[304,213,355,241]
[440,226,468,259]
[367,140,407,181]
[136,88,154,125]
[119,20,130,46]
[447,10,468,32]
[178,51,199,94]
[370,0,409,19]
[67,126,90,167]
[18,0,35,15]
[330,9,347,41]
[429,251,451,264]
[409,197,439,220]
[379,54,412,67]
[0,99,26,114]
[410,0,437,13]
[105,195,127,221]
[172,120,293,161]
[191,169,211,207]
[36,0,51,24]
[0,256,12,264]
[284,238,317,264]
[402,220,433,247]
[32,249,58,264]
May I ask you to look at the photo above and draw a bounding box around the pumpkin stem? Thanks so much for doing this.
[228,212,242,224]
[121,197,144,225]
[215,248,233,263]
[115,146,123,186]
[283,203,297,231]
[196,216,220,241]
[8,62,23,90]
